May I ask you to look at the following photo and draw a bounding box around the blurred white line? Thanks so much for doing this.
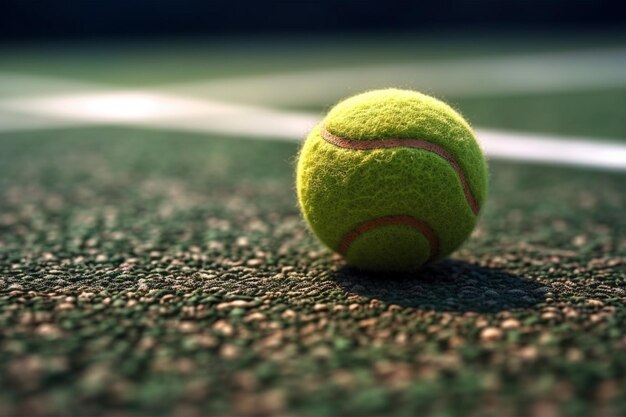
[476,128,626,171]
[167,48,626,106]
[3,46,626,106]
[0,91,319,138]
[2,90,625,171]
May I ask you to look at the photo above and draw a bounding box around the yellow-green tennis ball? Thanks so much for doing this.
[296,88,488,271]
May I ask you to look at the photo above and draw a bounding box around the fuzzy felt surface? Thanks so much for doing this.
[296,89,488,271]
[346,224,432,271]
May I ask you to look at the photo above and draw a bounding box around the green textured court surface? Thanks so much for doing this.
[0,37,625,416]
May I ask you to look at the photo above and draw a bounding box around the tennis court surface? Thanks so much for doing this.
[0,36,625,416]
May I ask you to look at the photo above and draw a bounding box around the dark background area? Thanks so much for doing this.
[2,0,625,40]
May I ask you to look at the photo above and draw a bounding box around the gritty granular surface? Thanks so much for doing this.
[0,128,624,416]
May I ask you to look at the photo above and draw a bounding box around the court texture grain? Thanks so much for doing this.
[0,35,625,416]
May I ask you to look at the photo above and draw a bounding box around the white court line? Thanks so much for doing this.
[3,46,626,105]
[0,91,320,138]
[1,90,625,171]
[2,45,626,172]
[475,128,626,171]
[166,47,626,106]
[0,73,110,131]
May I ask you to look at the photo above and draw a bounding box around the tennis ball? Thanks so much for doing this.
[296,88,488,271]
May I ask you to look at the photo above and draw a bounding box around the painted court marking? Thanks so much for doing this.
[1,88,625,172]
[476,128,626,171]
[167,47,626,106]
[1,50,626,172]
